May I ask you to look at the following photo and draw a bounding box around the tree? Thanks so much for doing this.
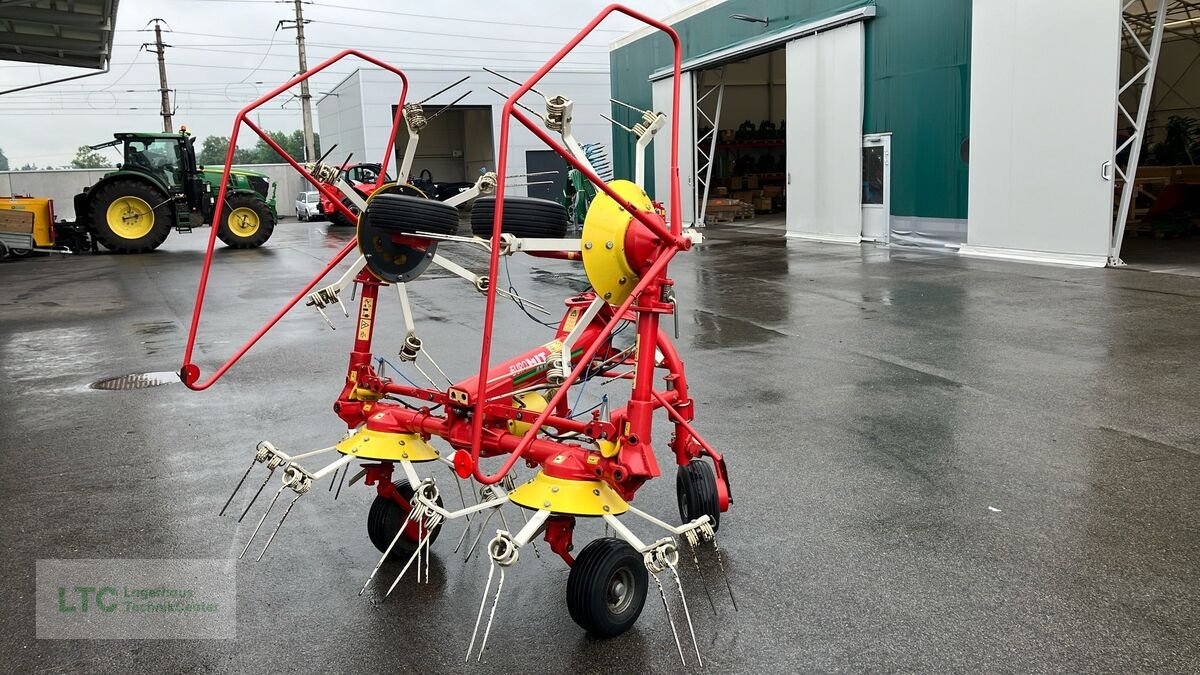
[198,135,252,166]
[71,145,113,169]
[246,129,320,164]
[18,163,37,171]
[0,147,8,171]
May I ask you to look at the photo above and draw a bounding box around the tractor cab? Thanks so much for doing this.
[111,132,207,211]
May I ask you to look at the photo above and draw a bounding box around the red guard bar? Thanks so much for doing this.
[180,50,410,390]
[468,3,685,484]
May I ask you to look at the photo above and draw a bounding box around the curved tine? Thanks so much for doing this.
[668,558,702,667]
[359,504,421,596]
[466,560,496,661]
[651,568,686,665]
[713,539,737,611]
[476,566,505,661]
[220,457,259,516]
[239,482,287,559]
[237,465,276,522]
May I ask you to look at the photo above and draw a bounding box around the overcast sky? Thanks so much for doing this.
[0,0,690,168]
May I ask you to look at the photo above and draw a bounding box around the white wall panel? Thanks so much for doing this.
[652,72,695,226]
[785,23,865,242]
[963,0,1120,266]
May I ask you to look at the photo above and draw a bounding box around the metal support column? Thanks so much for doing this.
[693,68,725,228]
[1110,0,1169,266]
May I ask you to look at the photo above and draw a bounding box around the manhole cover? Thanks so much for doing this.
[90,371,179,390]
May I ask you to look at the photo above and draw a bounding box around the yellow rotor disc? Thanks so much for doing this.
[335,428,440,462]
[508,471,629,516]
[580,179,654,306]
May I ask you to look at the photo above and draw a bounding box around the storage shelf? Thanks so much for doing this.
[716,139,786,150]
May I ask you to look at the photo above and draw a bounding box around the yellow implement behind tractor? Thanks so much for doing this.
[0,197,60,257]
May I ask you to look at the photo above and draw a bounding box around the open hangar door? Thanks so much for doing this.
[648,12,870,239]
[1111,1,1200,274]
[391,104,496,200]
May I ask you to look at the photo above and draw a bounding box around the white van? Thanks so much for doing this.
[295,191,321,221]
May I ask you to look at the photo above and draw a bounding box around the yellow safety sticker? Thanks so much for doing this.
[562,307,580,332]
[586,454,599,465]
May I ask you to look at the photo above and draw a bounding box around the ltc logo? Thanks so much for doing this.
[58,586,118,613]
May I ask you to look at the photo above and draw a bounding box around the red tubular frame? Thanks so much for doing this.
[180,50,410,390]
[467,4,686,485]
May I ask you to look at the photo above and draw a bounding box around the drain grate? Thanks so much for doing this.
[90,371,180,391]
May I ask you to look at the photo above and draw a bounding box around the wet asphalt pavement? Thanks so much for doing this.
[1,219,1198,673]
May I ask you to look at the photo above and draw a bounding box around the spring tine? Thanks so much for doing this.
[713,539,738,611]
[335,292,348,318]
[424,514,435,583]
[385,523,438,598]
[413,362,441,389]
[360,504,421,595]
[466,560,496,661]
[334,466,347,501]
[651,569,686,665]
[328,467,338,492]
[239,483,287,559]
[454,518,472,554]
[315,303,335,330]
[452,469,472,524]
[668,558,702,667]
[256,490,304,561]
[422,347,454,386]
[688,539,717,615]
[417,514,427,583]
[237,466,276,522]
[464,509,497,562]
[477,566,505,661]
[220,457,258,516]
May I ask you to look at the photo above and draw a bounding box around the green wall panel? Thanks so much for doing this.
[610,0,972,220]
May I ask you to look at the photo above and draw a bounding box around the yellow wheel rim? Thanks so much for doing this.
[227,206,261,237]
[105,196,155,240]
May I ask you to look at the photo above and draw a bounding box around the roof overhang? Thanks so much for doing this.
[649,5,875,82]
[0,0,120,70]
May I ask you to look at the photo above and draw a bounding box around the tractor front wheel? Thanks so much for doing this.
[217,194,275,249]
[88,179,173,253]
[567,537,648,638]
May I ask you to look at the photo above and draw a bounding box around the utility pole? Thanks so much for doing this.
[281,1,315,161]
[144,18,173,133]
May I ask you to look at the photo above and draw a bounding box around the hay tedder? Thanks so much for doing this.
[181,5,733,664]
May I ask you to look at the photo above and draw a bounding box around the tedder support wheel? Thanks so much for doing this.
[677,459,720,532]
[217,194,275,249]
[88,178,173,253]
[470,196,569,239]
[366,193,459,236]
[366,479,444,558]
[567,537,648,638]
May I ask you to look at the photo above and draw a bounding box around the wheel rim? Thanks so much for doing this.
[606,567,636,615]
[227,206,261,237]
[106,196,155,240]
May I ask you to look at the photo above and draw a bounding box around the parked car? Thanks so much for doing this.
[295,191,321,221]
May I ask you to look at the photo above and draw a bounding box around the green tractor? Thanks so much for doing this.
[66,132,278,253]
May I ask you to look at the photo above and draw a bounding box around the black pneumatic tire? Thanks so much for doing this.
[366,480,444,558]
[327,196,361,228]
[88,179,173,253]
[217,193,275,249]
[677,459,720,532]
[470,196,569,239]
[567,537,649,638]
[365,193,459,236]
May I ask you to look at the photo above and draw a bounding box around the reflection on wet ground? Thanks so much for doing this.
[1,218,1198,671]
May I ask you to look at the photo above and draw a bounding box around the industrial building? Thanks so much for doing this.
[609,0,1200,270]
[317,67,611,201]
